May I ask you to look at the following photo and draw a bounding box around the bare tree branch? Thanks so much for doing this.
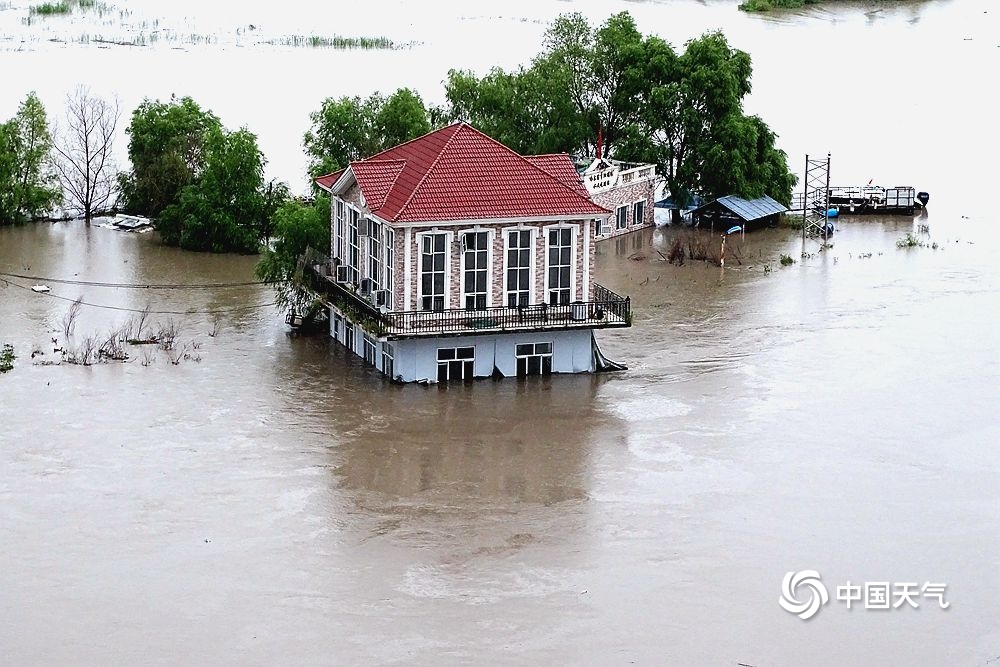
[52,86,120,224]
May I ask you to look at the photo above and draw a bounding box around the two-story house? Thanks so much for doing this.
[581,157,657,240]
[308,122,631,383]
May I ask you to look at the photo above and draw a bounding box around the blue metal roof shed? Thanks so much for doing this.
[689,194,788,231]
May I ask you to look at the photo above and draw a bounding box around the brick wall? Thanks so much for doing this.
[395,219,594,312]
[328,179,599,311]
[592,178,656,241]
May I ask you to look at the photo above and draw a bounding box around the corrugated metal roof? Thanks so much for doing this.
[692,194,787,222]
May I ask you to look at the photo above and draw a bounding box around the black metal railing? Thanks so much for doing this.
[298,249,631,338]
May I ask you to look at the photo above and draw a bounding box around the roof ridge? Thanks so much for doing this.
[378,161,408,211]
[483,128,603,206]
[358,122,462,164]
[354,159,408,210]
[391,122,466,222]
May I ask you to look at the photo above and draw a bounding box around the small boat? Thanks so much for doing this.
[31,285,50,293]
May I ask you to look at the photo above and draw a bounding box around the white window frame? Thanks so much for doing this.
[503,227,535,308]
[460,228,491,310]
[544,224,576,307]
[418,231,451,311]
[348,206,361,281]
[382,342,394,379]
[437,346,475,382]
[344,321,356,354]
[368,217,382,290]
[515,341,553,377]
[632,199,646,226]
[332,311,343,342]
[615,204,628,230]
[335,199,345,261]
[384,228,395,311]
[363,333,377,366]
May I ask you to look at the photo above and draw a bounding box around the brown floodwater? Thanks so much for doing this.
[2,208,997,666]
[3,0,1000,665]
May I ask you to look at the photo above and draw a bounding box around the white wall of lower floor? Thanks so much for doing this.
[329,306,596,383]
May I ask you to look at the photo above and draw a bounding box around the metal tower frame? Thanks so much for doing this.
[801,153,831,243]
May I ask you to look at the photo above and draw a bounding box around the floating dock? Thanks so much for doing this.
[790,186,928,216]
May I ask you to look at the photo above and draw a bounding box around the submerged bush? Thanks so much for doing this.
[29,2,71,14]
[739,0,819,11]
[0,344,14,373]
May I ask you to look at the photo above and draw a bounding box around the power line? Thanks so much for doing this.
[1,278,277,315]
[0,270,276,290]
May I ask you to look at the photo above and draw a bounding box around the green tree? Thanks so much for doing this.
[539,12,651,156]
[255,195,331,312]
[700,114,795,206]
[303,88,434,179]
[158,127,271,252]
[444,63,590,156]
[444,14,795,209]
[640,31,791,212]
[303,95,380,178]
[375,88,431,151]
[0,122,21,225]
[118,96,221,217]
[0,92,60,225]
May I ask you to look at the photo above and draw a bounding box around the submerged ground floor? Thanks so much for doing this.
[329,305,613,383]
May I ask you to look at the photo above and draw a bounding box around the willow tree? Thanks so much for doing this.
[118,96,221,218]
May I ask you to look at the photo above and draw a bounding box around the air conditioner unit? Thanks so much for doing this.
[359,278,375,296]
[335,264,352,284]
[373,289,391,309]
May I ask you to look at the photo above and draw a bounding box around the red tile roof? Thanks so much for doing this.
[351,159,406,211]
[525,154,589,199]
[315,169,344,192]
[314,123,608,223]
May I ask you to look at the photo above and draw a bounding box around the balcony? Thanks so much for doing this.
[299,256,630,340]
[583,162,657,195]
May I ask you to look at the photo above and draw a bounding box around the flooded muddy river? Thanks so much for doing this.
[3,0,1000,665]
